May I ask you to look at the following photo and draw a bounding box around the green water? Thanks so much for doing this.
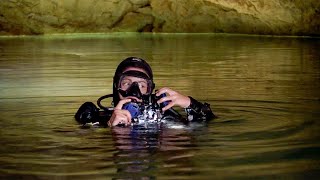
[0,33,319,179]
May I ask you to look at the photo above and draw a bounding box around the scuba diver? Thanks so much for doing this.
[75,57,216,127]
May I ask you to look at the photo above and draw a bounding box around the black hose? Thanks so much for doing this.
[97,94,113,110]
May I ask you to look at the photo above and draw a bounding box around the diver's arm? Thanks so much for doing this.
[156,87,216,121]
[185,96,217,121]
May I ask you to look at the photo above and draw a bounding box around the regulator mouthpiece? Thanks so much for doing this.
[122,102,141,119]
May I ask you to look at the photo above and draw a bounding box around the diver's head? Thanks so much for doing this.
[113,57,155,105]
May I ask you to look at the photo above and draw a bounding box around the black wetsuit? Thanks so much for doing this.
[75,96,216,127]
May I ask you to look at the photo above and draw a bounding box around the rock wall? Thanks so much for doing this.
[0,0,319,36]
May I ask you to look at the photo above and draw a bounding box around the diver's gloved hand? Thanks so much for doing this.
[156,87,191,111]
[108,98,132,127]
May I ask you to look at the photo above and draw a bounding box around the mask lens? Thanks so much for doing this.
[119,76,149,94]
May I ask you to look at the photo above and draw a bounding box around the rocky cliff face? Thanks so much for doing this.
[0,0,319,36]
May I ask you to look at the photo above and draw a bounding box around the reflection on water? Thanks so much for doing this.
[0,33,320,179]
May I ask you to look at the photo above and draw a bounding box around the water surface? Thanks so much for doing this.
[0,33,319,179]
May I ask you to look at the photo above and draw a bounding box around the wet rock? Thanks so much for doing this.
[0,0,319,36]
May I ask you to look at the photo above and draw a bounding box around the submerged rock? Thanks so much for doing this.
[0,0,319,36]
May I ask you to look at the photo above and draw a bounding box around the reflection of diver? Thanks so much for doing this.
[111,124,161,177]
[75,57,216,127]
[110,123,195,178]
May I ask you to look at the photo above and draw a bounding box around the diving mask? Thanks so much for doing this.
[117,70,154,99]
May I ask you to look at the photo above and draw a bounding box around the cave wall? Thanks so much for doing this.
[0,0,319,36]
